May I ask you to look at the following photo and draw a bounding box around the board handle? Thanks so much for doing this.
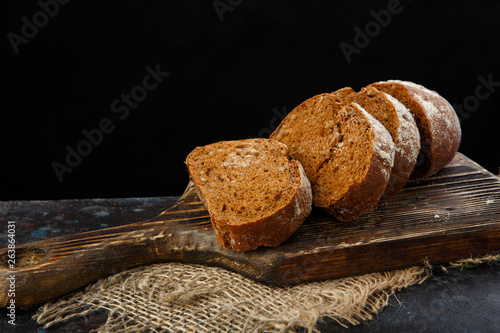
[0,182,213,308]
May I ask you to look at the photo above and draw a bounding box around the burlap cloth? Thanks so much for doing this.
[34,254,499,332]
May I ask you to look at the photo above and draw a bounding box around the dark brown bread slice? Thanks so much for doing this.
[270,94,395,221]
[335,86,421,198]
[369,80,461,180]
[185,138,312,251]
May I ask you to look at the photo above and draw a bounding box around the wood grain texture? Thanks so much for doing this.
[1,153,500,308]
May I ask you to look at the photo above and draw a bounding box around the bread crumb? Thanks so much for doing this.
[185,138,313,251]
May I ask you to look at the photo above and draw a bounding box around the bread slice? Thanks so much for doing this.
[331,87,357,101]
[369,80,461,180]
[185,138,312,251]
[335,86,421,198]
[270,93,395,221]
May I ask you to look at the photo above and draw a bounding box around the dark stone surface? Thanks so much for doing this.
[0,196,177,333]
[1,197,499,332]
[316,263,500,332]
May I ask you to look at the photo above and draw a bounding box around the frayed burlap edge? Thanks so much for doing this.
[441,252,500,272]
[33,253,499,332]
[34,264,428,332]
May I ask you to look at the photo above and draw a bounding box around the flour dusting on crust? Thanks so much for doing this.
[351,103,395,178]
[382,92,420,162]
[409,87,461,153]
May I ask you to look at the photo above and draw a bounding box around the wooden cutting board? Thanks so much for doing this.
[1,153,500,308]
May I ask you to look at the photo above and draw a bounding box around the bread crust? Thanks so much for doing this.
[323,150,391,220]
[335,87,420,199]
[271,95,395,221]
[186,139,312,251]
[222,162,312,251]
[369,80,461,180]
[321,104,395,220]
[379,92,420,198]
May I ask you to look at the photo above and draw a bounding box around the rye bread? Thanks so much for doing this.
[333,86,421,198]
[185,138,312,251]
[369,80,461,180]
[270,93,395,221]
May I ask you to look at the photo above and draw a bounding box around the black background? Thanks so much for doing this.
[3,0,500,201]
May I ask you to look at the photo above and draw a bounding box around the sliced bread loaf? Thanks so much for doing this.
[270,94,395,221]
[336,86,421,198]
[185,138,312,251]
[369,80,461,180]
